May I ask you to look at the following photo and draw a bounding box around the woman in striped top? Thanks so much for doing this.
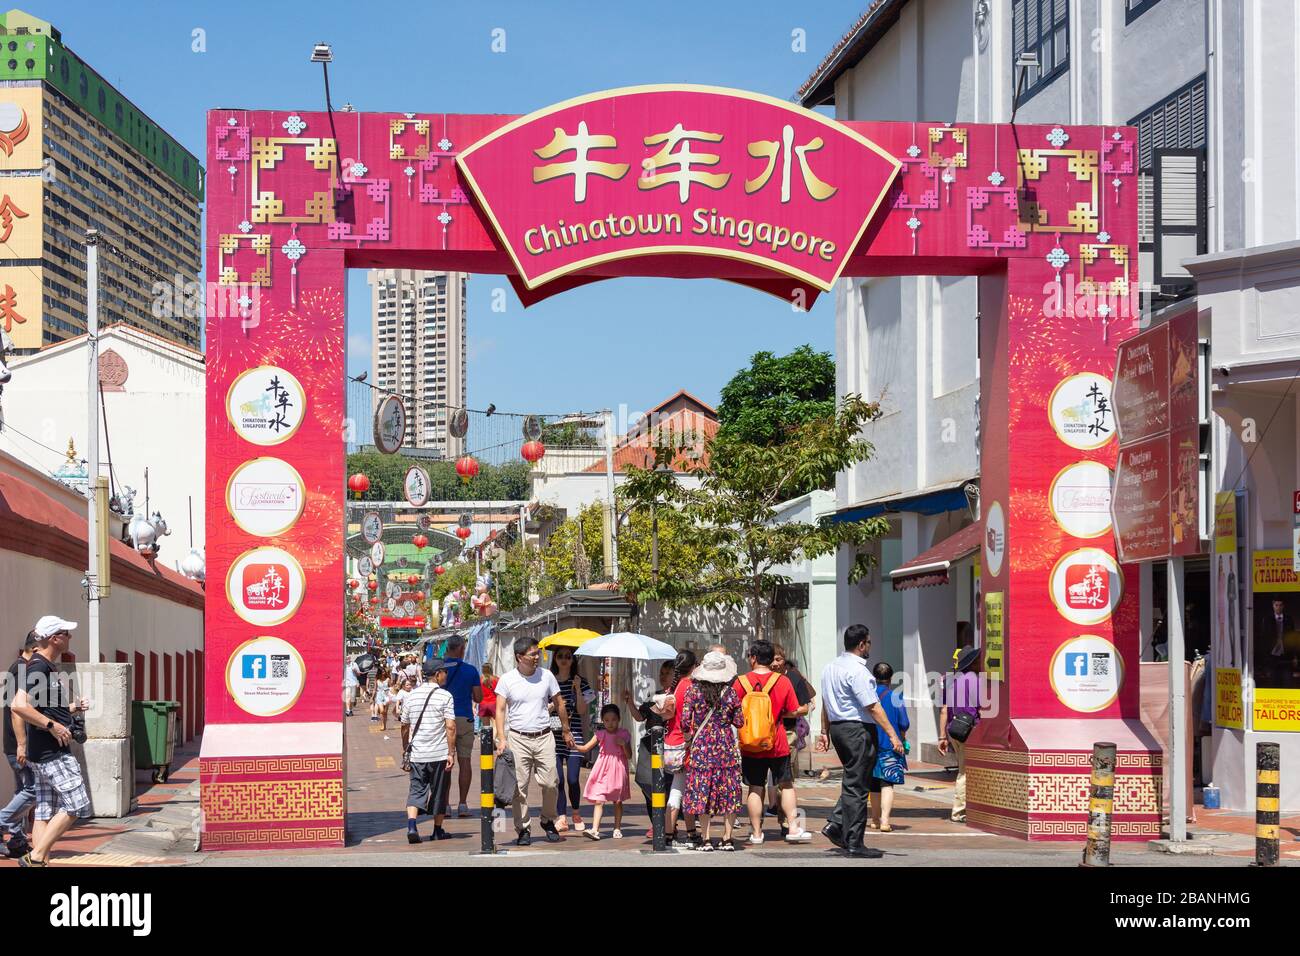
[549,649,591,832]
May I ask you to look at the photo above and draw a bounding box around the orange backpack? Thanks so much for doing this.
[737,674,779,753]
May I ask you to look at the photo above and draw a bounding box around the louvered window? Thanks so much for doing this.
[1012,0,1070,103]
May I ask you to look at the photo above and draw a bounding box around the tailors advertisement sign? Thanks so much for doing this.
[1252,549,1300,732]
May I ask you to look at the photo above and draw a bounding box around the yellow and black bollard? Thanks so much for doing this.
[1255,742,1280,867]
[477,725,497,855]
[1081,741,1115,867]
[650,726,667,852]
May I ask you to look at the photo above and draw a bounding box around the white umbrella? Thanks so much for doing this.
[574,632,677,661]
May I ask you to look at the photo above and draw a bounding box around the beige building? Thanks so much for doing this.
[367,269,467,457]
[0,9,203,354]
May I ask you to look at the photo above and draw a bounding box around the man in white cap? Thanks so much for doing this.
[10,615,91,866]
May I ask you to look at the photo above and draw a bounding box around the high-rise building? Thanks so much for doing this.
[0,9,203,354]
[367,269,467,458]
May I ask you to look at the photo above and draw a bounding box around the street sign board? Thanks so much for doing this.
[1114,323,1169,444]
[1113,435,1170,562]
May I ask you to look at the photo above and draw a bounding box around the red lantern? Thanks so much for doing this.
[367,580,377,591]
[412,533,429,550]
[369,597,378,605]
[521,440,546,464]
[347,578,358,589]
[435,565,446,576]
[407,574,419,586]
[456,526,472,541]
[414,592,425,602]
[455,455,479,484]
[347,473,370,498]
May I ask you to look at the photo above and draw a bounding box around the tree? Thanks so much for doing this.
[716,345,837,448]
[540,420,601,448]
[621,394,890,641]
[346,452,529,502]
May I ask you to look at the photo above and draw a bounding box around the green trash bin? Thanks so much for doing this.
[132,700,179,783]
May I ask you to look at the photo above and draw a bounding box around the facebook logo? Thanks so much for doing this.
[242,655,267,679]
[1064,653,1089,677]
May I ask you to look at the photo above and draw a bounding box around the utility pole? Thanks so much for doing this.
[1168,555,1187,842]
[86,229,102,663]
[602,408,619,582]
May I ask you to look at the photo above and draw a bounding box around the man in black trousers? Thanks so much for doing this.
[816,625,903,858]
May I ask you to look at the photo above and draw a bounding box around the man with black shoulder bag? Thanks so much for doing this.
[400,659,456,844]
[938,646,982,825]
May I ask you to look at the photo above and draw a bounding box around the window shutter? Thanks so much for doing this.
[1153,148,1206,287]
[1013,1,1026,58]
[1137,173,1154,244]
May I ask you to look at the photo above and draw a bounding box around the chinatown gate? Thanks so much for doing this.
[202,85,1159,849]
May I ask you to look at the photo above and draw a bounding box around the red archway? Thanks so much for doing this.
[202,85,1153,849]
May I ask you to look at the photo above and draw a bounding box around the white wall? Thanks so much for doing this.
[3,327,206,554]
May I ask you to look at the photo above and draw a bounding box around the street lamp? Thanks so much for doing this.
[310,42,333,63]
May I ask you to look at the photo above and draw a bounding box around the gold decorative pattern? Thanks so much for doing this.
[249,137,338,224]
[968,809,1159,840]
[969,766,1160,815]
[201,779,343,823]
[217,233,272,287]
[968,808,1027,836]
[928,126,968,168]
[203,826,345,848]
[389,118,430,159]
[200,756,343,775]
[966,747,1161,770]
[1078,243,1130,296]
[1017,148,1100,233]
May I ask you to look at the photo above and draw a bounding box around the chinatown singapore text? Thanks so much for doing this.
[521,121,842,263]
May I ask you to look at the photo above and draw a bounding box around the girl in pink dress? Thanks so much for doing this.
[575,704,633,840]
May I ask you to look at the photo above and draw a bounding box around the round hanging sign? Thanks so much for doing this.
[402,599,416,616]
[361,511,383,545]
[374,394,407,455]
[523,415,543,442]
[357,556,373,577]
[417,514,433,531]
[386,596,398,612]
[386,581,401,600]
[370,541,386,566]
[404,466,431,507]
[397,556,408,568]
[449,409,470,439]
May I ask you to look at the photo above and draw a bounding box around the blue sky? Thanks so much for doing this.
[46,0,869,422]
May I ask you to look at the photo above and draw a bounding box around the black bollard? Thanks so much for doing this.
[478,725,496,855]
[650,725,667,852]
[1081,741,1115,867]
[1255,742,1280,867]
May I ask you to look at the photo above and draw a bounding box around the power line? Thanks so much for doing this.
[348,373,598,422]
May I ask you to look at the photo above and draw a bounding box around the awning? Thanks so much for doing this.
[889,521,982,591]
[828,479,976,524]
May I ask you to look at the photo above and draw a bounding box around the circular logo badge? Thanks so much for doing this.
[404,466,430,507]
[417,514,433,532]
[226,366,305,446]
[1049,460,1114,539]
[386,581,401,600]
[984,501,1006,578]
[226,546,305,627]
[1050,634,1124,713]
[225,457,305,537]
[226,636,306,717]
[1049,373,1116,450]
[374,395,406,455]
[362,511,383,545]
[357,555,373,577]
[1049,547,1123,626]
[370,541,386,566]
[386,596,398,612]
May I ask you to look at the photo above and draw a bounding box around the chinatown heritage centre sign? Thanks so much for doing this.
[202,84,1151,849]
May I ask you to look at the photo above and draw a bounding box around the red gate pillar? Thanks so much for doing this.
[969,256,1161,840]
[199,237,347,850]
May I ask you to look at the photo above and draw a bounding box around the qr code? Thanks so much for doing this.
[271,655,290,679]
[1090,653,1110,677]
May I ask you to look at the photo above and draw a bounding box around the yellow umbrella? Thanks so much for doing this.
[538,628,602,649]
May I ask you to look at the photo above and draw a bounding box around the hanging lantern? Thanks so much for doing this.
[369,597,378,605]
[412,533,429,551]
[521,440,546,464]
[414,591,424,602]
[367,580,377,591]
[455,455,479,484]
[435,565,446,576]
[407,574,419,586]
[456,526,472,541]
[347,473,370,499]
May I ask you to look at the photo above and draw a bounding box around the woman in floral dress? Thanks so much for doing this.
[680,651,745,851]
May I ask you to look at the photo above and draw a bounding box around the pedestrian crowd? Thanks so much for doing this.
[345,625,982,856]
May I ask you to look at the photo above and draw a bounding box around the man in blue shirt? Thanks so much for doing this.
[816,625,903,859]
[439,635,482,818]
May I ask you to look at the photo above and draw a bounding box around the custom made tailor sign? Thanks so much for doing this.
[226,636,307,718]
[226,366,305,446]
[1112,435,1170,562]
[226,546,305,627]
[1213,492,1245,678]
[404,466,431,507]
[1049,460,1113,538]
[1214,667,1243,729]
[1049,634,1124,713]
[456,85,901,293]
[984,592,1005,680]
[225,457,305,537]
[1253,551,1300,592]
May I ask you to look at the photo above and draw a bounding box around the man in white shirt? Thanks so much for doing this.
[494,636,576,845]
[815,625,902,859]
[401,659,456,844]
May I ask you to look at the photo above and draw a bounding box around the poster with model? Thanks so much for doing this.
[1212,492,1243,728]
